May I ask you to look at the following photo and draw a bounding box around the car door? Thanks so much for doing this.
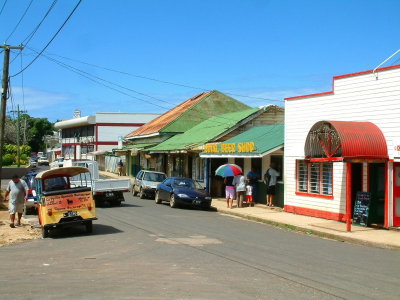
[158,178,172,200]
[134,171,143,193]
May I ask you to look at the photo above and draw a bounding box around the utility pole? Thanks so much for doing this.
[0,44,24,181]
[10,104,27,167]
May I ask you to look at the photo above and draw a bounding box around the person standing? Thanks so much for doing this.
[233,173,246,208]
[246,167,260,201]
[117,159,124,176]
[246,181,254,207]
[224,176,235,209]
[264,163,280,207]
[5,174,28,228]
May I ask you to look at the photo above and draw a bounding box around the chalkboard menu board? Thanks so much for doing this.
[353,191,371,227]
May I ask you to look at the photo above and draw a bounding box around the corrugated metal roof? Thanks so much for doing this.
[148,108,260,151]
[305,121,388,159]
[200,125,284,157]
[125,90,250,139]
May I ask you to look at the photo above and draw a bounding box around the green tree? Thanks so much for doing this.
[27,118,54,152]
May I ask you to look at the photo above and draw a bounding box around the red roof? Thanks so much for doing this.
[305,121,388,160]
[125,91,211,138]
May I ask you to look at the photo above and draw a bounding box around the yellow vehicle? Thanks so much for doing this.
[35,167,97,238]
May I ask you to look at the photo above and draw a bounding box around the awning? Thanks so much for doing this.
[200,125,284,158]
[113,143,158,155]
[305,120,388,161]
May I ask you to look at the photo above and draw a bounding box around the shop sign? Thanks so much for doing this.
[204,142,255,153]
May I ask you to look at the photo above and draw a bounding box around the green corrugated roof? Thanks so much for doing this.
[120,143,158,150]
[148,108,259,151]
[200,125,284,157]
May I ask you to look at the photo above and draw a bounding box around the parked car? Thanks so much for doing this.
[50,157,64,169]
[21,171,39,214]
[30,158,38,168]
[132,170,167,199]
[155,177,212,209]
[38,156,49,166]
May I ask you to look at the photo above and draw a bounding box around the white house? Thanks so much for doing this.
[55,111,161,160]
[284,64,400,229]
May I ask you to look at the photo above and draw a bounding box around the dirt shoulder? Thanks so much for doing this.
[0,201,41,247]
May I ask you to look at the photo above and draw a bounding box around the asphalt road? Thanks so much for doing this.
[1,191,400,299]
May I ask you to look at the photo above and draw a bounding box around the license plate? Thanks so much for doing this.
[106,192,114,197]
[193,200,202,205]
[63,211,78,217]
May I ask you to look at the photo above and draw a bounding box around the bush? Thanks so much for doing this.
[2,154,14,166]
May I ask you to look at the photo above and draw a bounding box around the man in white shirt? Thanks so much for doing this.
[5,174,28,228]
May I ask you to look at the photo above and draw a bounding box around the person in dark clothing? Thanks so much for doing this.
[117,159,124,176]
[246,167,260,201]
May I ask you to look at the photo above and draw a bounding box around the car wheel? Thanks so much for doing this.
[169,194,177,208]
[155,191,162,204]
[41,226,49,238]
[132,186,138,196]
[139,188,145,199]
[85,220,93,233]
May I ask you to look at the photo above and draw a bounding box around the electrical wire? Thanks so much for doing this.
[11,0,82,78]
[39,49,281,102]
[5,0,34,43]
[0,0,8,18]
[9,0,58,65]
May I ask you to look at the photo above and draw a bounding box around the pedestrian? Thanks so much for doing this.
[246,180,254,207]
[246,167,260,201]
[117,159,124,176]
[4,174,28,228]
[224,176,235,209]
[233,172,246,208]
[264,163,280,207]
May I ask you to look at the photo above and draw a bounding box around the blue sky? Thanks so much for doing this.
[1,0,400,122]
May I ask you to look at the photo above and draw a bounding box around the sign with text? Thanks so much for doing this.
[204,142,255,154]
[44,191,93,211]
[353,191,371,227]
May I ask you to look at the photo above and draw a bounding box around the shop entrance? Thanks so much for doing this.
[351,163,363,217]
[392,163,400,227]
[368,163,385,226]
[210,158,228,197]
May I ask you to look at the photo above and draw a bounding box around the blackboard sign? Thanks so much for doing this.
[353,191,371,227]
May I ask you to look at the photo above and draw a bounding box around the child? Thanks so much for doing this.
[246,180,254,207]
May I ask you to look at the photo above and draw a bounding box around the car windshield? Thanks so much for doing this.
[22,175,36,189]
[44,177,68,192]
[172,179,203,189]
[143,172,166,182]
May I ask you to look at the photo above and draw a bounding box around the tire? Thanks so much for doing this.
[202,204,211,211]
[85,220,93,233]
[41,226,49,238]
[132,186,138,196]
[139,188,145,199]
[155,191,162,204]
[169,194,177,208]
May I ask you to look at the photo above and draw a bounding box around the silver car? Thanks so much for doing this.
[132,170,166,199]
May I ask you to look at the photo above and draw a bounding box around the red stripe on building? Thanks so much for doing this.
[284,205,346,222]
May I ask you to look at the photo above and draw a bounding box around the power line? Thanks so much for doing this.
[0,0,8,18]
[5,0,34,43]
[11,0,82,78]
[40,49,282,102]
[9,0,58,65]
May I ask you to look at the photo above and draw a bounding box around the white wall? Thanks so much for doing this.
[285,67,400,215]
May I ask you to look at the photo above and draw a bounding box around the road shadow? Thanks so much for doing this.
[47,223,123,239]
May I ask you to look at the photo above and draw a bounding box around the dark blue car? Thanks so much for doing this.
[21,171,39,214]
[155,177,212,210]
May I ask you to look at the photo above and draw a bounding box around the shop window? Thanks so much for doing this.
[296,160,333,198]
[192,157,205,181]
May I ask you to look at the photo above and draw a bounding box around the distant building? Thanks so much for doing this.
[55,112,161,160]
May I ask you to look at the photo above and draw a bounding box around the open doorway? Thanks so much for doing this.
[368,163,385,226]
[351,163,363,217]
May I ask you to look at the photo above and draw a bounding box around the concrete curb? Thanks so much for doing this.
[212,206,400,250]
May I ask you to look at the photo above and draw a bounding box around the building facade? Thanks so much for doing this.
[284,64,400,229]
[55,112,160,161]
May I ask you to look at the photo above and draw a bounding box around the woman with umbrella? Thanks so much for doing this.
[216,164,243,209]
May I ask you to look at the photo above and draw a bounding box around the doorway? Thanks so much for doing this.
[368,163,385,226]
[351,163,363,217]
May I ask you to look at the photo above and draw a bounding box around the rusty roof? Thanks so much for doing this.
[125,91,211,138]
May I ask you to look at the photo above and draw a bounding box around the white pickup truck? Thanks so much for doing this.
[65,160,131,206]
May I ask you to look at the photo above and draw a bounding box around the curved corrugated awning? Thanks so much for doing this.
[305,121,388,161]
